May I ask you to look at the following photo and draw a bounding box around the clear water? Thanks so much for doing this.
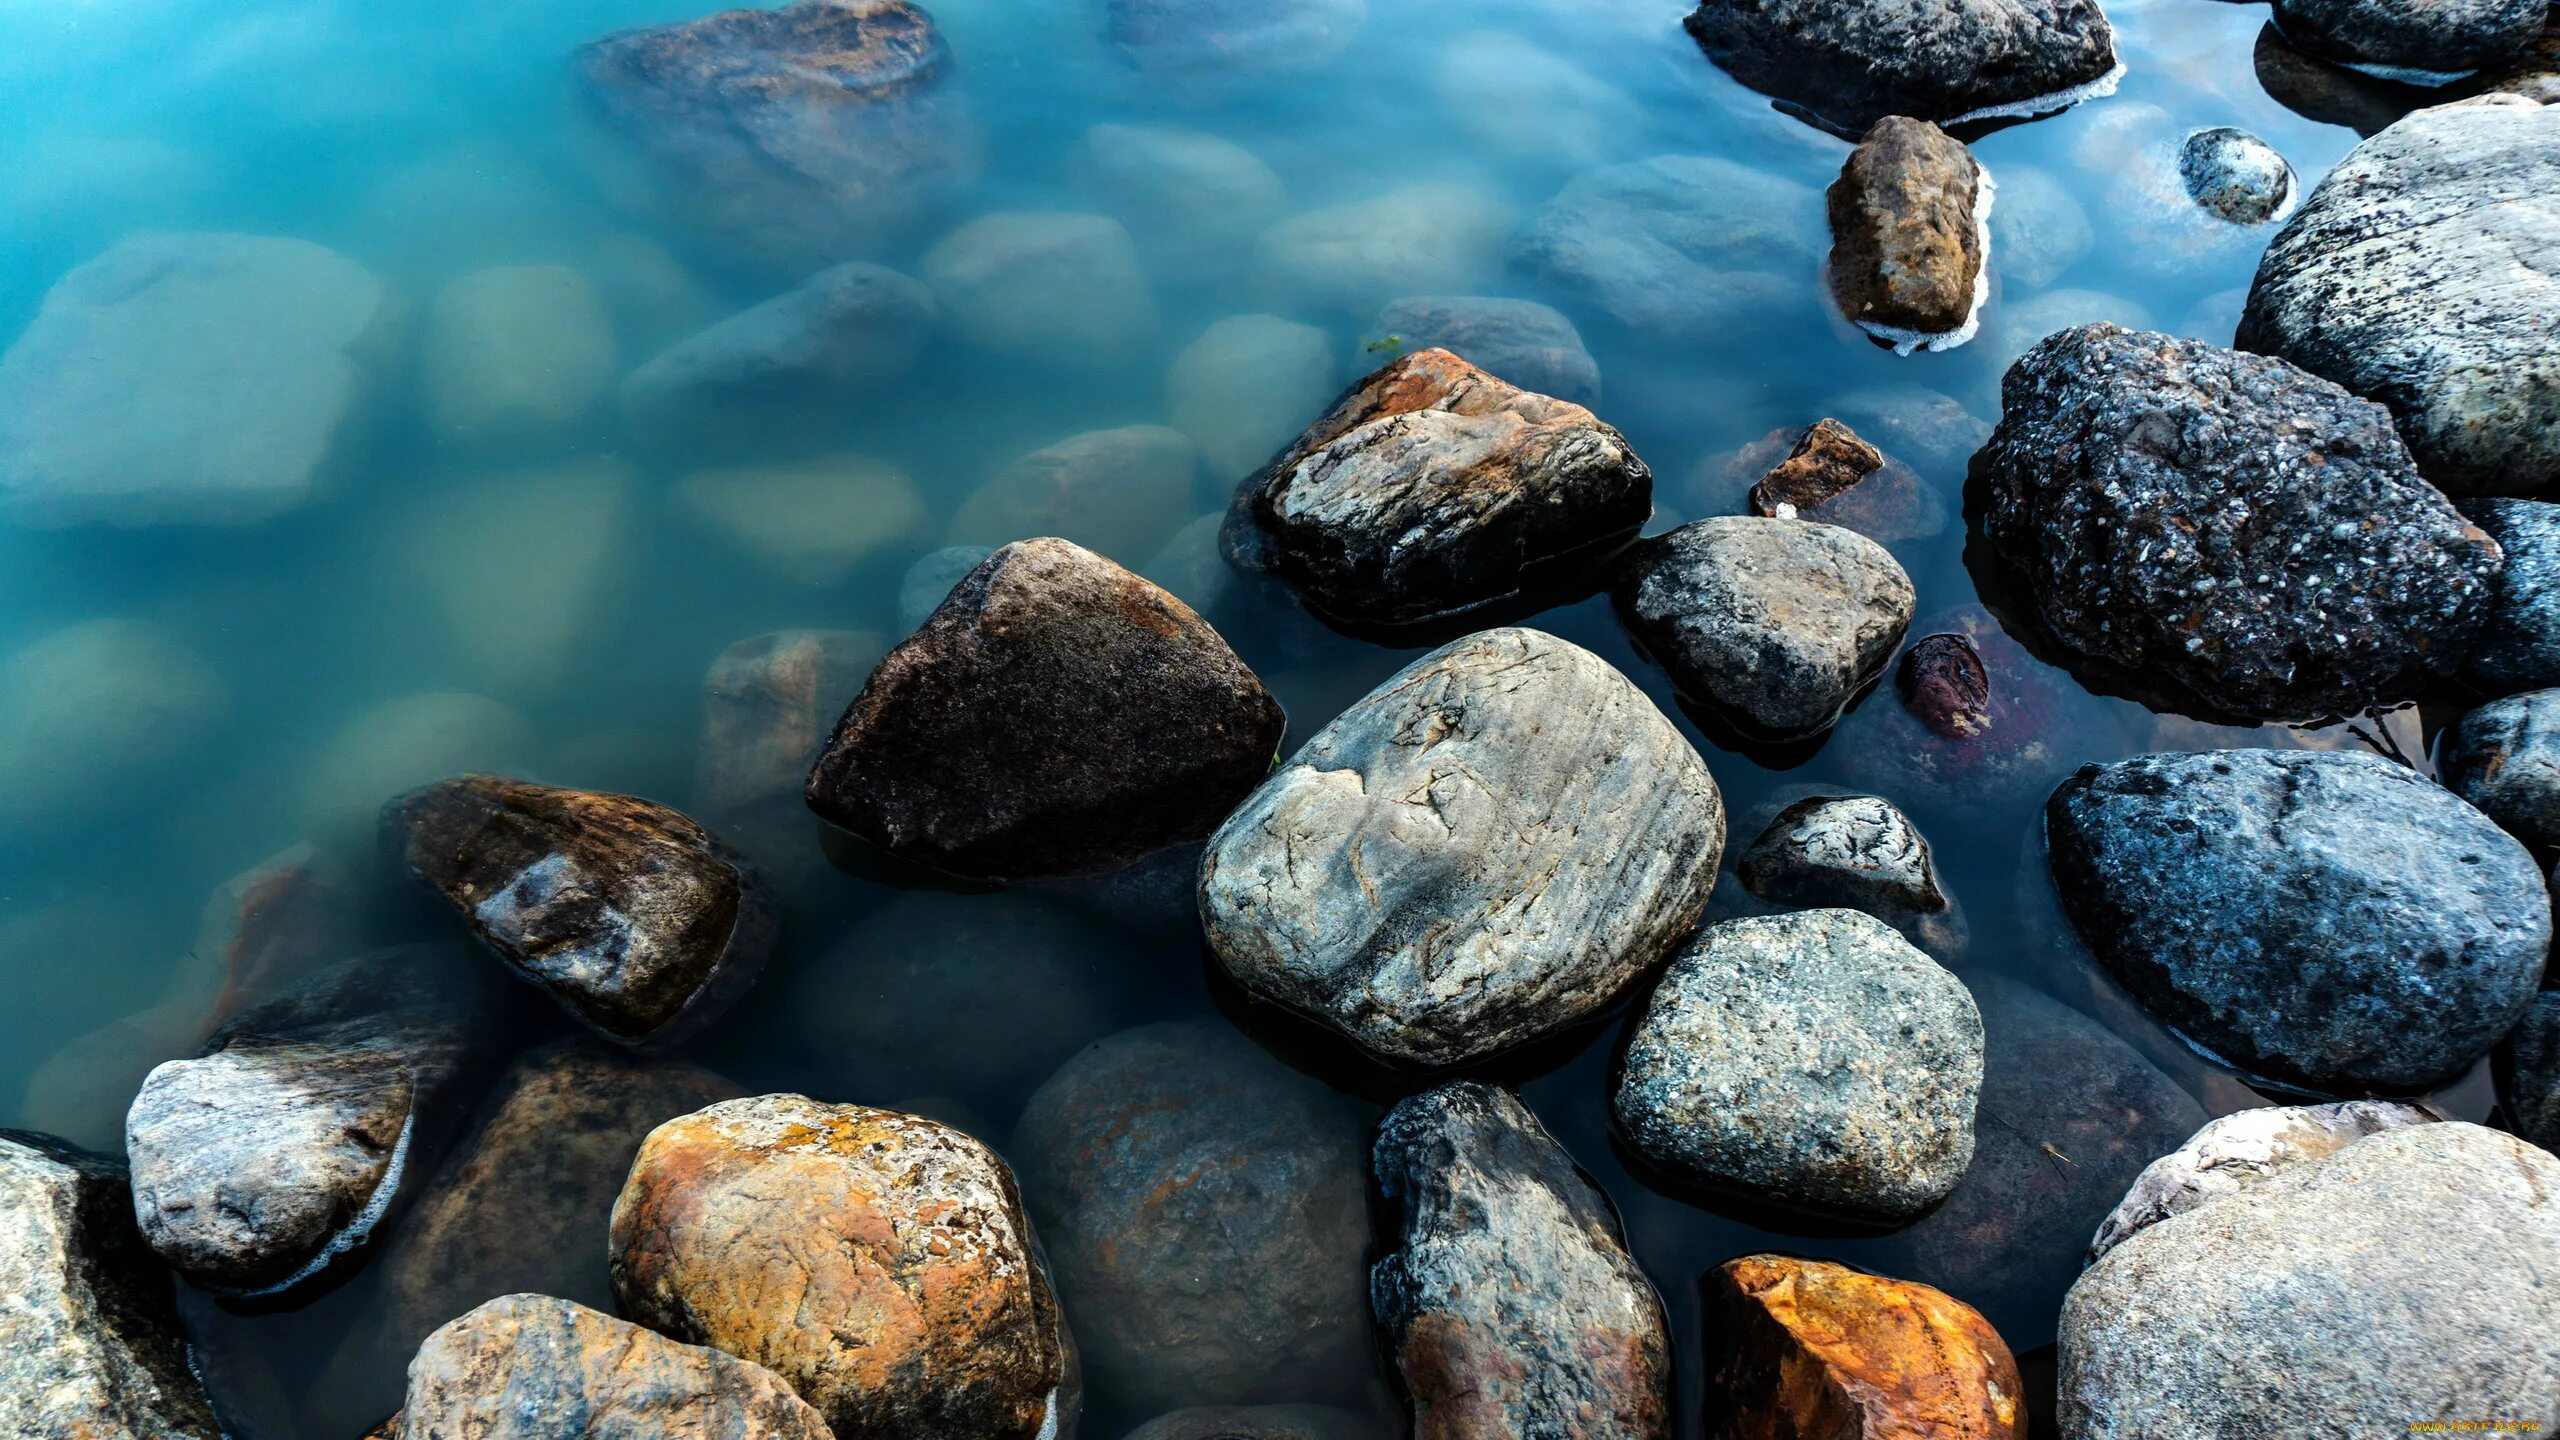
[0,0,2490,1432]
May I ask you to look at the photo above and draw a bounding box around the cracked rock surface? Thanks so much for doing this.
[1681,0,2119,133]
[1702,1255,2025,1440]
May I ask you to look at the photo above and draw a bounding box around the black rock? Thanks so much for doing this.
[2496,991,2560,1153]
[2271,0,2545,78]
[1682,0,2120,134]
[2438,689,2560,851]
[2462,498,2560,694]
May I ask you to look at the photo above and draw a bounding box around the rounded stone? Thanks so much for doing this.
[1166,317,1337,484]
[1250,184,1508,317]
[420,265,615,441]
[1509,156,1821,342]
[2271,0,2545,76]
[948,424,1199,561]
[1369,296,1600,405]
[921,212,1156,368]
[2177,127,2296,224]
[2438,689,2560,851]
[2085,1100,2449,1262]
[1680,0,2120,133]
[2461,497,2560,693]
[1071,124,1287,282]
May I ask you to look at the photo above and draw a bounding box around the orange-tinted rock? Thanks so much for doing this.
[1693,424,1947,548]
[1702,1255,2024,1440]
[1750,419,1883,520]
[609,1094,1063,1440]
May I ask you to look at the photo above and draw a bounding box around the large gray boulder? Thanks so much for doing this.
[1681,0,2120,134]
[1200,628,1724,1068]
[1509,156,1822,342]
[2238,99,2560,497]
[2463,497,2560,693]
[2438,688,2560,850]
[2271,0,2545,79]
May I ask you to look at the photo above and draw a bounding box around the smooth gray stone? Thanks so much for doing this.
[2499,991,2560,1154]
[1071,124,1287,282]
[1508,155,1822,342]
[2178,126,2297,223]
[1370,296,1601,404]
[1200,628,1725,1068]
[1680,0,2121,134]
[2439,689,2560,850]
[2462,498,2560,693]
[1736,794,1959,955]
[2272,0,2544,76]
[2086,1100,2449,1262]
[621,262,934,421]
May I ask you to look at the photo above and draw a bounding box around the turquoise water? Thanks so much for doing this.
[0,0,2481,1432]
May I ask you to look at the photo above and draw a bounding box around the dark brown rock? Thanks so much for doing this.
[1828,118,1986,345]
[1750,418,1884,518]
[1702,1256,2025,1440]
[1697,424,1948,548]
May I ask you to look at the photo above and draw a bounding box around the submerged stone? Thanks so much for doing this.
[1681,0,2120,133]
[693,629,886,821]
[2176,126,2296,223]
[1826,117,1988,349]
[949,424,1199,560]
[1693,423,1948,549]
[420,265,616,442]
[1168,317,1337,484]
[1071,124,1288,282]
[1749,418,1881,517]
[1833,606,2101,814]
[622,262,936,427]
[1510,156,1821,342]
[1736,795,1956,952]
[1108,0,1367,77]
[1251,184,1508,317]
[921,211,1157,367]
[1702,1256,2025,1440]
[674,453,928,586]
[1371,296,1601,405]
[396,459,634,698]
[0,618,228,834]
[299,692,537,854]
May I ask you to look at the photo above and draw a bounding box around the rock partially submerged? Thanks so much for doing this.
[1834,608,2097,813]
[1736,794,1957,953]
[2086,1100,2448,1261]
[1682,0,2121,133]
[1827,117,1989,352]
[1749,419,1881,518]
[1369,296,1601,405]
[1509,156,1821,342]
[2177,126,2297,223]
[1701,1256,2025,1440]
[2438,689,2560,850]
[694,630,885,821]
[2272,0,2545,80]
[1695,422,1949,550]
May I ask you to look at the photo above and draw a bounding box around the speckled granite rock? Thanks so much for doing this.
[1827,117,1987,345]
[1509,156,1821,342]
[1200,628,1724,1068]
[622,262,935,424]
[2059,1123,2560,1433]
[392,776,774,1049]
[1125,1405,1387,1440]
[0,1132,220,1440]
[1372,1083,1671,1440]
[805,537,1284,878]
[2462,498,2560,692]
[1224,348,1651,627]
[1977,323,2501,721]
[2086,1100,2449,1261]
[1615,910,1982,1221]
[2498,991,2560,1152]
[2272,0,2544,78]
[2047,749,2549,1092]
[2439,689,2560,849]
[402,1294,831,1440]
[1369,296,1601,405]
[2177,127,2296,223]
[2238,100,2560,496]
[1736,795,1957,954]
[611,1095,1064,1440]
[1681,0,2120,133]
[1702,1256,2025,1440]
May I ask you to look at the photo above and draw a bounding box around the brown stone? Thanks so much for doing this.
[1827,117,1985,340]
[610,1094,1064,1440]
[1703,1255,2025,1440]
[1749,419,1884,519]
[1697,425,1947,548]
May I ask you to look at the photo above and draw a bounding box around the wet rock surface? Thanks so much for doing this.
[1369,296,1601,405]
[1510,156,1821,341]
[1012,1021,1374,1413]
[805,537,1283,878]
[622,262,935,425]
[2272,0,2544,77]
[2086,1100,2447,1261]
[1695,423,1948,550]
[1681,0,2120,133]
[2059,1122,2560,1433]
[1976,323,2501,721]
[2500,991,2560,1152]
[1615,516,1915,737]
[1615,910,1982,1221]
[1736,795,1955,952]
[2238,99,2560,496]
[2047,749,2549,1093]
[2176,126,2295,223]
[1201,628,1724,1068]
[2439,689,2560,850]
[1827,117,1986,344]
[1372,1083,1671,1440]
[1226,348,1652,627]
[1748,419,1881,519]
[1701,1256,2024,1440]
[611,1094,1064,1439]
[2462,498,2560,692]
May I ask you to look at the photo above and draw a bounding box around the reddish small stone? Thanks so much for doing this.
[1750,419,1884,519]
[1900,633,1993,740]
[1703,1255,2025,1440]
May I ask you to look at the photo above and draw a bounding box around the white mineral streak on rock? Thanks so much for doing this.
[2085,1098,2450,1261]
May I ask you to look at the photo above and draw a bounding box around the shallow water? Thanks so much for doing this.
[0,0,2495,1432]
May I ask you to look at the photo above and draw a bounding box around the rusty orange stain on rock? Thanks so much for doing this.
[1703,1255,2023,1440]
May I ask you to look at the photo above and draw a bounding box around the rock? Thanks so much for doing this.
[806,537,1282,878]
[126,948,491,1296]
[1614,516,1915,737]
[2058,1123,2560,1432]
[920,212,1156,367]
[1070,124,1287,282]
[1225,348,1653,627]
[2055,107,2273,284]
[402,1294,831,1440]
[2238,100,2560,496]
[2439,689,2560,850]
[0,618,227,832]
[395,459,633,697]
[897,544,992,632]
[1126,1406,1387,1440]
[2498,991,2560,1152]
[575,0,976,269]
[1749,418,1882,517]
[2086,1100,2449,1261]
[2272,0,2543,77]
[299,693,536,854]
[673,452,928,585]
[1736,795,1957,953]
[1682,0,2120,134]
[1692,423,1948,548]
[1616,910,1982,1221]
[1013,1021,1373,1412]
[1833,386,1992,475]
[0,232,386,526]
[2462,497,2560,692]
[420,265,615,441]
[2253,21,2439,132]
[2047,749,2549,1092]
[392,775,774,1049]
[1983,288,2152,371]
[694,630,885,820]
[1251,184,1507,317]
[1108,0,1367,78]
[379,1042,739,1356]
[621,262,935,425]
[1827,117,1988,350]
[2177,126,2296,223]
[2471,2,2560,96]
[1833,606,2103,814]
[1201,628,1722,1067]
[612,1095,1063,1438]
[1976,324,2501,721]
[1429,31,1641,170]
[1986,166,2091,291]
[950,424,1199,558]
[1167,318,1337,484]
[1371,1083,1671,1440]
[1701,1256,2025,1440]
[1370,296,1601,405]
[1510,156,1821,342]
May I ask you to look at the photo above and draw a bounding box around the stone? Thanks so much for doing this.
[1701,1256,2025,1440]
[1225,348,1653,627]
[1832,606,2102,814]
[1167,318,1337,484]
[897,545,992,632]
[125,947,491,1297]
[2253,22,2439,132]
[920,212,1157,367]
[949,424,1199,559]
[1976,324,2501,721]
[1371,1083,1672,1440]
[1615,910,1982,1221]
[2177,126,2296,224]
[612,1096,1063,1438]
[402,1294,831,1440]
[1070,125,1287,282]
[2471,3,2559,96]
[2087,1100,2449,1261]
[299,693,536,854]
[1736,795,1956,953]
[1370,296,1600,405]
[1827,117,1988,350]
[2439,689,2560,850]
[672,453,928,585]
[576,0,976,269]
[0,618,227,832]
[1614,517,1915,737]
[2498,991,2560,1152]
[1013,1021,1373,1412]
[1201,628,1722,1067]
[2272,0,2544,77]
[694,630,884,820]
[0,232,386,526]
[2058,1123,2560,1433]
[1429,31,1641,169]
[1692,423,1948,549]
[1126,1406,1386,1440]
[391,775,774,1049]
[2238,100,2560,496]
[396,459,633,698]
[1510,156,1821,342]
[1982,287,2152,372]
[2066,105,2273,283]
[807,539,1280,877]
[2462,497,2560,692]
[1108,0,1367,78]
[420,265,615,441]
[1986,166,2091,292]
[2047,749,2549,1092]
[1750,418,1882,518]
[0,1131,221,1440]
[1251,184,1508,317]
[621,262,935,425]
[1682,0,2120,134]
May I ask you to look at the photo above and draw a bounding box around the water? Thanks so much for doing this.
[0,0,2493,1432]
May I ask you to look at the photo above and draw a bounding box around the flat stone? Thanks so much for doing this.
[1510,156,1821,342]
[1737,795,1955,952]
[2439,689,2560,850]
[2461,498,2560,693]
[1827,117,1987,347]
[621,262,935,425]
[2499,991,2560,1153]
[1682,0,2120,134]
[674,453,928,586]
[2272,0,2545,77]
[921,212,1157,367]
[0,618,227,833]
[1251,184,1508,316]
[1069,124,1287,282]
[949,424,1199,560]
[1692,423,1948,550]
[2177,126,2297,224]
[1750,418,1883,518]
[1167,317,1338,484]
[1201,628,1724,1068]
[1370,296,1601,404]
[420,265,615,441]
[1701,1256,2025,1440]
[2086,1100,2449,1262]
